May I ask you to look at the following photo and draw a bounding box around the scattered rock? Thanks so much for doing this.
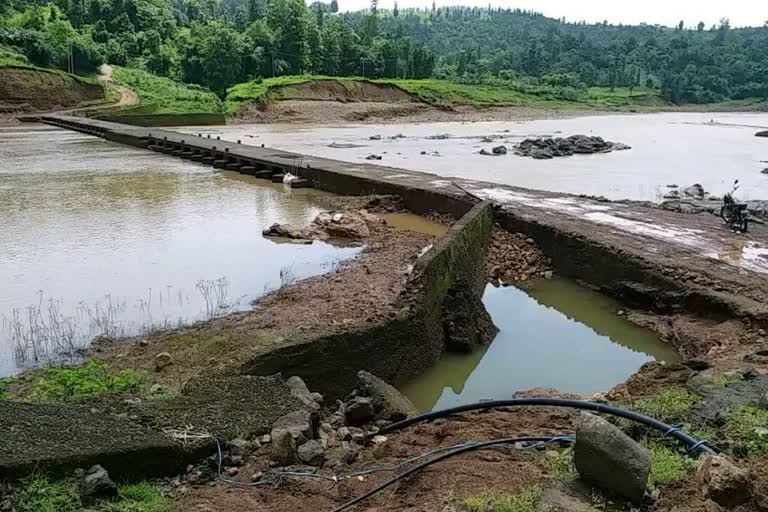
[264,209,382,242]
[80,465,118,504]
[365,154,382,160]
[513,135,630,159]
[427,133,451,140]
[154,352,173,370]
[756,130,768,137]
[297,439,325,466]
[337,426,352,441]
[227,438,251,456]
[356,370,418,421]
[224,467,239,477]
[270,428,296,466]
[486,228,551,284]
[286,376,320,411]
[343,397,375,426]
[574,412,651,504]
[696,455,752,508]
[369,134,381,140]
[138,339,148,348]
[683,183,706,200]
[762,168,768,175]
[492,145,507,155]
[149,384,165,395]
[272,409,318,445]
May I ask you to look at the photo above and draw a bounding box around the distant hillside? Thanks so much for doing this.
[1,1,767,106]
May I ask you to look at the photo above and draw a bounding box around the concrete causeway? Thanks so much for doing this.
[40,114,768,319]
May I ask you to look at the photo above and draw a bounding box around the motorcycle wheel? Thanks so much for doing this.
[720,206,731,223]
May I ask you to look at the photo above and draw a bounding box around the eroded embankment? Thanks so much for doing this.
[0,66,105,112]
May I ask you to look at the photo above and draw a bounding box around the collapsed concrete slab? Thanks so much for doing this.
[0,399,184,480]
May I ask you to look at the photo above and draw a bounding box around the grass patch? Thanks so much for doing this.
[0,375,16,399]
[631,387,701,426]
[26,360,145,401]
[646,441,696,488]
[543,447,577,481]
[14,474,171,512]
[111,66,223,115]
[0,44,29,66]
[725,405,768,458]
[462,487,541,512]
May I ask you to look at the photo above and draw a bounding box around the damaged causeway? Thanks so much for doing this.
[8,114,767,484]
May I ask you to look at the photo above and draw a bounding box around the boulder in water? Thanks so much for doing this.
[756,130,768,137]
[513,134,630,159]
[683,183,706,200]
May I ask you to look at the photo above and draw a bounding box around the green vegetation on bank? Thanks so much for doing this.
[111,66,223,114]
[463,487,542,512]
[3,361,146,401]
[225,74,666,113]
[725,405,768,458]
[15,474,171,512]
[645,441,696,488]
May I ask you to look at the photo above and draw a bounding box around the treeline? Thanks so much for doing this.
[1,0,768,104]
[362,7,768,104]
[0,0,435,95]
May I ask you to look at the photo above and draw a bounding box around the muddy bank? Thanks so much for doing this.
[0,66,106,112]
[230,99,597,125]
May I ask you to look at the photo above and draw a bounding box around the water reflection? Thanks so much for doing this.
[400,279,679,412]
[0,125,358,375]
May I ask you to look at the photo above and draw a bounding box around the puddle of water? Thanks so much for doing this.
[184,112,768,201]
[0,125,359,375]
[380,213,449,237]
[400,279,679,412]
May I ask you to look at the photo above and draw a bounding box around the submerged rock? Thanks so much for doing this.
[356,371,418,421]
[574,412,651,504]
[365,154,382,160]
[80,465,117,504]
[513,135,630,159]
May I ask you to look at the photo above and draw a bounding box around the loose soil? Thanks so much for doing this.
[0,66,105,112]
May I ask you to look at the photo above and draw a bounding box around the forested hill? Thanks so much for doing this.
[1,0,767,105]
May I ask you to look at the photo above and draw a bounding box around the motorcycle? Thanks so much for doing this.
[720,180,763,232]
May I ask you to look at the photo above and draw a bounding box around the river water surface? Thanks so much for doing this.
[193,112,768,201]
[0,125,359,376]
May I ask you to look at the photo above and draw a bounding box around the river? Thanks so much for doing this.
[186,112,768,201]
[0,125,359,376]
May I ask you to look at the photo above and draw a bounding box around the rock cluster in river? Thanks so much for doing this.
[756,130,768,138]
[513,135,631,159]
[263,209,384,242]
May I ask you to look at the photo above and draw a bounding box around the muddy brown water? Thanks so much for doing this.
[0,125,359,376]
[400,279,680,412]
[184,112,768,202]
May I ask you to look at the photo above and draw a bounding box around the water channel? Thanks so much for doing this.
[0,125,359,375]
[400,279,679,412]
[188,112,768,202]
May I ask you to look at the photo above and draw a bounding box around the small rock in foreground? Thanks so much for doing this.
[80,465,118,504]
[696,455,752,508]
[574,412,651,505]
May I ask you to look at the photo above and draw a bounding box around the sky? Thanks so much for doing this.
[338,0,768,28]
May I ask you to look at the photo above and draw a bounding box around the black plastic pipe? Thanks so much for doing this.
[331,436,570,512]
[379,398,715,455]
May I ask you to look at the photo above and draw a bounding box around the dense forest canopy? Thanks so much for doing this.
[1,0,767,104]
